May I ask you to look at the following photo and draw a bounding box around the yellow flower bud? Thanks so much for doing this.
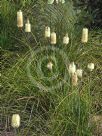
[81,28,88,43]
[11,114,20,128]
[68,62,76,75]
[63,34,69,45]
[51,32,57,45]
[47,62,53,70]
[25,19,31,32]
[87,63,94,71]
[76,69,83,78]
[45,26,50,38]
[17,10,23,28]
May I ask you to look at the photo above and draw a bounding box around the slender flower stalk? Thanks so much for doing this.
[72,72,78,86]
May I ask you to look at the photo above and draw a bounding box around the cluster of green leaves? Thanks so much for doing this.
[0,0,36,50]
[1,0,102,135]
[1,29,102,135]
[73,0,102,28]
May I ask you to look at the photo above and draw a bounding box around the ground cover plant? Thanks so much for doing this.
[0,0,102,136]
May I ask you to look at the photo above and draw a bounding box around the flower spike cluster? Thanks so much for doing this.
[17,10,89,44]
[17,10,31,32]
[45,26,70,45]
[68,62,95,86]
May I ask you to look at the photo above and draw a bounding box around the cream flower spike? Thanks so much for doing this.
[48,0,54,4]
[76,69,83,78]
[68,62,76,75]
[47,62,53,70]
[11,114,20,128]
[87,63,94,71]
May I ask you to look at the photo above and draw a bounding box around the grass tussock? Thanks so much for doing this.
[0,0,102,135]
[1,29,102,135]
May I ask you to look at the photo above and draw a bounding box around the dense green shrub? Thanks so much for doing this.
[1,29,102,135]
[1,0,102,135]
[73,0,102,28]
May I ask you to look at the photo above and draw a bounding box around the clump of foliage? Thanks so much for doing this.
[0,0,77,50]
[0,0,36,50]
[73,0,102,28]
[1,28,102,135]
[1,0,102,135]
